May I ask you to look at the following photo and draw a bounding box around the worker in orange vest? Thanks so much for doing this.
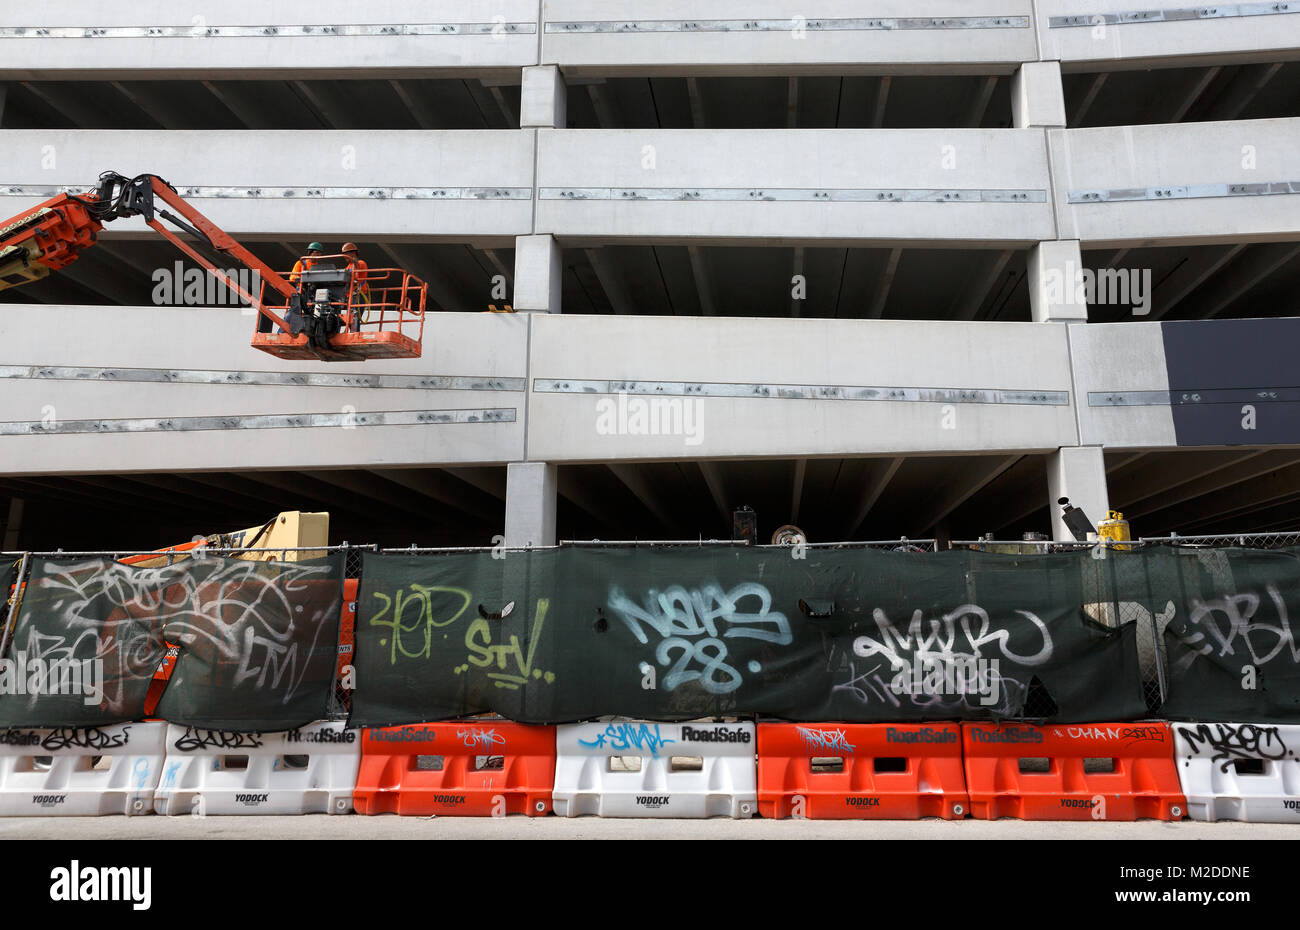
[290,242,324,287]
[342,242,369,331]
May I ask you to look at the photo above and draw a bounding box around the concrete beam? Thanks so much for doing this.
[790,458,806,525]
[1179,243,1300,319]
[585,83,621,129]
[1149,245,1247,320]
[607,463,674,530]
[288,81,339,128]
[388,80,441,130]
[1167,67,1221,123]
[698,461,730,529]
[370,468,499,522]
[537,128,1055,246]
[871,76,891,129]
[866,249,902,320]
[542,3,1038,75]
[1125,451,1300,520]
[585,248,635,315]
[952,249,1014,321]
[1149,463,1300,533]
[201,81,277,129]
[184,473,303,511]
[686,246,718,317]
[967,75,1000,129]
[377,243,468,312]
[110,82,199,130]
[555,468,616,530]
[3,496,22,549]
[19,82,108,127]
[445,468,506,501]
[1205,63,1284,121]
[296,470,419,514]
[919,455,1021,534]
[846,457,903,537]
[687,77,709,128]
[1110,450,1263,509]
[1069,72,1107,127]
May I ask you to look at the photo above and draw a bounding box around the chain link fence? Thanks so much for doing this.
[1140,531,1300,550]
[4,534,1296,726]
[2,545,364,722]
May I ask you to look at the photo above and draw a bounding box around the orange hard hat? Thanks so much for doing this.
[341,242,359,254]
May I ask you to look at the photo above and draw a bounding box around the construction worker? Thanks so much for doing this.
[341,242,369,332]
[290,242,324,287]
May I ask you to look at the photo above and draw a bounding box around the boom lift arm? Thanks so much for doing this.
[0,172,426,361]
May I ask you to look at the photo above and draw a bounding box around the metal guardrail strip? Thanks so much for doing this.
[1,186,532,201]
[541,187,1047,204]
[0,408,516,436]
[536,379,1069,406]
[0,365,525,393]
[0,23,538,39]
[1052,3,1298,28]
[1089,388,1300,406]
[1069,181,1300,205]
[546,17,1031,34]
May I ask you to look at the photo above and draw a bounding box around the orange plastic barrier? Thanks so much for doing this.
[757,723,968,820]
[962,723,1186,821]
[354,721,555,816]
[337,578,357,685]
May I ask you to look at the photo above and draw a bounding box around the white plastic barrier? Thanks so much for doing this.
[154,721,360,816]
[1173,722,1300,823]
[0,722,166,816]
[553,720,757,818]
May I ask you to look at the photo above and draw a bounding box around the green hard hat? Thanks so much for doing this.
[307,241,325,252]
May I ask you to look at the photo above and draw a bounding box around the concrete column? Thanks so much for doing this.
[520,65,566,129]
[504,462,557,547]
[1047,447,1110,542]
[1011,61,1067,129]
[1028,239,1088,323]
[513,234,563,313]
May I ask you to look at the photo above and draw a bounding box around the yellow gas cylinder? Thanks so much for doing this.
[1097,510,1132,550]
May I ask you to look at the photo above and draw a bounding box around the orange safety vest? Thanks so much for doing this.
[289,255,318,284]
[346,257,369,300]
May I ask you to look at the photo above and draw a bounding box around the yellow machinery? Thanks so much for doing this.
[1097,511,1133,550]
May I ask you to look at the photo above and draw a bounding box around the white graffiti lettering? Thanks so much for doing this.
[10,558,336,716]
[833,603,1051,714]
[607,581,793,695]
[1177,586,1299,669]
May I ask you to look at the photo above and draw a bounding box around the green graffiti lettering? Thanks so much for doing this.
[465,618,495,668]
[370,585,472,665]
[459,598,553,690]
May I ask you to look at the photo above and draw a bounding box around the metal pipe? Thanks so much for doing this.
[0,552,30,660]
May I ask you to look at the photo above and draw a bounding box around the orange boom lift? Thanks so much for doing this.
[0,171,426,361]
